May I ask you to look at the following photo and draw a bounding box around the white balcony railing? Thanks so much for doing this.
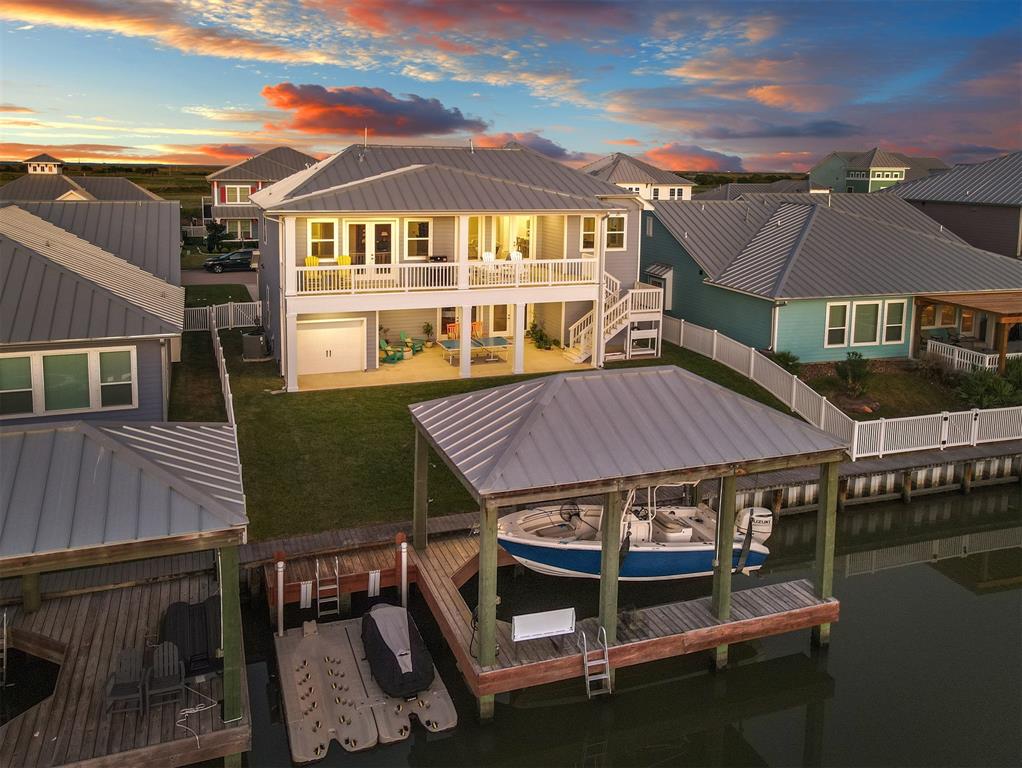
[295,258,597,295]
[926,338,1021,372]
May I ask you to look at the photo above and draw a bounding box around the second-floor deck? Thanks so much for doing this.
[295,258,598,295]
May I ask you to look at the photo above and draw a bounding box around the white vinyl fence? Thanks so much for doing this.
[926,338,1022,372]
[184,301,261,331]
[206,306,235,426]
[662,316,1022,460]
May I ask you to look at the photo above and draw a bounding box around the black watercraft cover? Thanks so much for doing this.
[361,603,435,698]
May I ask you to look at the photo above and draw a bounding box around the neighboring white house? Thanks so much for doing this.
[250,143,663,391]
[581,153,696,201]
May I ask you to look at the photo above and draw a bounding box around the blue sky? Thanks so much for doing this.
[1,1,1019,170]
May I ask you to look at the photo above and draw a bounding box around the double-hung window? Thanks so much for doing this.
[226,220,253,240]
[651,188,660,200]
[0,347,137,418]
[309,220,336,258]
[605,215,626,250]
[883,300,907,344]
[669,187,684,200]
[224,185,250,204]
[405,220,431,260]
[851,301,883,346]
[825,302,849,347]
[580,216,597,251]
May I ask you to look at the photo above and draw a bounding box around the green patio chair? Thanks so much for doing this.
[380,338,402,364]
[400,332,424,354]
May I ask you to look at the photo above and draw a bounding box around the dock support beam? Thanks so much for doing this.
[900,470,912,503]
[22,571,40,613]
[812,461,839,647]
[961,461,974,494]
[710,474,737,669]
[477,500,499,720]
[220,545,244,730]
[599,490,625,649]
[413,429,429,551]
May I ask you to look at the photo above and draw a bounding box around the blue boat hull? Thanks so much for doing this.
[498,538,768,581]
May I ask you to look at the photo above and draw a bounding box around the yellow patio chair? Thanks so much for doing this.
[302,255,322,291]
[337,253,352,289]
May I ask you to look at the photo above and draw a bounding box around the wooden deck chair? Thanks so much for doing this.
[400,331,424,354]
[105,647,144,715]
[509,250,523,261]
[336,253,352,289]
[303,255,322,291]
[144,642,185,714]
[446,322,460,339]
[471,321,483,338]
[379,338,402,363]
[482,251,496,262]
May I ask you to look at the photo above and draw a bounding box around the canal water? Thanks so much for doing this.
[238,485,1021,767]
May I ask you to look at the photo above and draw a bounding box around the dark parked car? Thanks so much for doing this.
[203,249,255,273]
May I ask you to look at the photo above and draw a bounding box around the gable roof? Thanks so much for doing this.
[695,179,823,200]
[16,200,182,283]
[650,198,1022,300]
[206,146,319,182]
[252,143,626,212]
[884,151,1022,206]
[24,153,62,164]
[0,205,183,343]
[257,163,624,213]
[0,421,246,565]
[847,148,909,170]
[409,366,847,499]
[581,153,695,186]
[0,173,160,202]
[813,150,949,178]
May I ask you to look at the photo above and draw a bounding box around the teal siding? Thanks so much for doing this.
[776,297,914,363]
[641,212,773,349]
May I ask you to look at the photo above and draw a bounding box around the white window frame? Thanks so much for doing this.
[580,216,597,252]
[225,219,253,240]
[645,217,653,237]
[882,299,907,344]
[224,184,251,205]
[307,218,339,259]
[651,187,660,200]
[850,300,883,346]
[824,301,850,348]
[605,214,627,251]
[0,346,138,419]
[646,273,672,311]
[403,218,432,261]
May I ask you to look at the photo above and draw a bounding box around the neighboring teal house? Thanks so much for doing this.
[642,193,1022,363]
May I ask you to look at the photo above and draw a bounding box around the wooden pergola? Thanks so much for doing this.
[409,367,848,718]
[917,292,1022,374]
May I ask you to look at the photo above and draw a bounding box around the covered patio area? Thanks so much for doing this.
[917,292,1022,373]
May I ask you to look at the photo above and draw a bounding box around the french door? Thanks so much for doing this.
[347,222,393,265]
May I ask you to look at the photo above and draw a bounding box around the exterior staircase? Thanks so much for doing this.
[563,273,662,364]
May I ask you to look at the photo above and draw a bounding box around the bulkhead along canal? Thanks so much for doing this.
[238,484,1021,767]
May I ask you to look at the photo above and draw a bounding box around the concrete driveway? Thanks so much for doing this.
[181,268,258,300]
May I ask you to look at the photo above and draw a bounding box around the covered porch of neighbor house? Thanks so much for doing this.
[916,292,1022,373]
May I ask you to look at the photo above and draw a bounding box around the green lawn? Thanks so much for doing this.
[181,246,209,270]
[805,370,962,419]
[184,284,252,307]
[169,333,227,422]
[180,336,785,541]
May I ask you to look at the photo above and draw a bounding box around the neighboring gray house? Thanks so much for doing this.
[810,150,949,193]
[884,151,1022,259]
[0,154,162,202]
[694,179,828,200]
[250,142,662,391]
[0,204,184,424]
[205,146,318,244]
[581,153,695,200]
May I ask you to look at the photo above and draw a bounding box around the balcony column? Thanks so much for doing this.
[460,305,473,378]
[283,216,297,295]
[513,302,526,374]
[457,215,470,289]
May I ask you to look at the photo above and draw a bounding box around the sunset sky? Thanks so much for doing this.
[1,0,1019,171]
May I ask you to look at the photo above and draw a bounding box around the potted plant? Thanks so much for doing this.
[422,321,435,348]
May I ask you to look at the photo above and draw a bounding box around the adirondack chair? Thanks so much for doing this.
[105,647,144,715]
[380,339,402,364]
[144,641,185,713]
[303,255,322,291]
[400,332,424,354]
[446,322,460,339]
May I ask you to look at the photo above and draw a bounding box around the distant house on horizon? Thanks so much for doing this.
[694,178,829,200]
[204,146,317,245]
[810,148,949,193]
[0,153,163,202]
[581,152,695,201]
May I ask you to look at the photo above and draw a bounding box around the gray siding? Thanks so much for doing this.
[431,217,455,260]
[908,201,1022,258]
[531,302,563,342]
[1,338,167,425]
[537,215,565,259]
[261,215,282,361]
[564,300,594,341]
[379,308,435,343]
[564,208,641,288]
[565,216,581,259]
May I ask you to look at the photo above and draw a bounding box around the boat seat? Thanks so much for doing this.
[653,515,694,542]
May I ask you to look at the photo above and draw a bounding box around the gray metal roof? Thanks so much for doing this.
[255,144,626,210]
[581,153,695,186]
[847,148,909,170]
[211,204,261,220]
[695,179,822,200]
[207,146,319,182]
[259,163,622,213]
[716,204,815,297]
[644,262,673,277]
[901,155,950,181]
[409,366,847,499]
[0,205,183,343]
[0,174,160,202]
[15,200,181,283]
[72,176,161,201]
[0,421,246,563]
[884,151,1022,206]
[24,154,63,164]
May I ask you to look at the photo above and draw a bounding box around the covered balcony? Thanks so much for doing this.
[917,293,1022,374]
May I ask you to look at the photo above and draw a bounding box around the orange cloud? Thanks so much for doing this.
[746,84,843,112]
[606,138,643,146]
[0,103,35,113]
[642,143,744,172]
[0,0,336,65]
[413,34,477,55]
[667,54,794,83]
[0,141,326,165]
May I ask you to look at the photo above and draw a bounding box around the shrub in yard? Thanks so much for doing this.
[834,352,872,397]
[528,322,556,350]
[1004,358,1022,391]
[956,368,1022,408]
[772,351,802,375]
[205,220,227,252]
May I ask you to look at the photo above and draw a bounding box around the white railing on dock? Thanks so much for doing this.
[295,258,597,295]
[926,338,1022,372]
[661,316,1022,460]
[184,301,262,331]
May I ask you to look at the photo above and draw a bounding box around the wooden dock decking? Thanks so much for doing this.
[269,532,839,699]
[1,571,250,768]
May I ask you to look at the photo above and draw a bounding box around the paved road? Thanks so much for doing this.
[181,268,258,300]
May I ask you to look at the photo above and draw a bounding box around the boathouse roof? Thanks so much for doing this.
[409,366,848,503]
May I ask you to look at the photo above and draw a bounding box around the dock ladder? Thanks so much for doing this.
[578,625,612,698]
[315,556,341,618]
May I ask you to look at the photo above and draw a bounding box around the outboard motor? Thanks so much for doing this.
[736,507,774,542]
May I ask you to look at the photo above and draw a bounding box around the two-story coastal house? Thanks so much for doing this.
[204,146,317,245]
[810,148,949,193]
[250,143,663,391]
[581,153,695,201]
[0,154,163,202]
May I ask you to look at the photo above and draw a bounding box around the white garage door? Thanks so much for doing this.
[297,319,365,375]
